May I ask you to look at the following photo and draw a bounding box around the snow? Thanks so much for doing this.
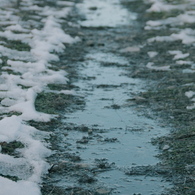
[168,50,189,60]
[182,68,195,73]
[146,62,170,71]
[185,91,195,98]
[185,91,195,109]
[146,0,187,13]
[147,51,158,58]
[120,46,140,53]
[146,11,195,30]
[145,0,195,109]
[0,177,41,195]
[0,0,194,194]
[176,60,192,65]
[0,1,77,194]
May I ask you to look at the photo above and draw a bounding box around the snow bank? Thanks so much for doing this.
[0,0,78,194]
[0,177,41,195]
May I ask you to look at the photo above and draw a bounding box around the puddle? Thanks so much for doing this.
[43,1,172,194]
[58,51,172,194]
[76,0,137,27]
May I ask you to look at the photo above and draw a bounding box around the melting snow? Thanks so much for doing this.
[168,50,189,60]
[145,0,195,109]
[1,0,195,194]
[0,0,78,194]
[146,62,171,71]
[147,51,158,58]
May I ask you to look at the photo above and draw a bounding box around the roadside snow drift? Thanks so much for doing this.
[0,0,78,194]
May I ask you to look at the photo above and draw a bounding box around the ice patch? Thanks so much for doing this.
[77,0,136,27]
[86,52,128,66]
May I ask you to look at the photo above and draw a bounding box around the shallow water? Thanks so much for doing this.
[76,0,137,27]
[58,51,172,194]
[46,0,173,194]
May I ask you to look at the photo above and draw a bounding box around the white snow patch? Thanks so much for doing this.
[187,104,195,110]
[168,50,189,60]
[146,62,170,71]
[185,91,195,98]
[148,29,195,45]
[57,1,75,7]
[0,1,76,195]
[176,60,192,65]
[185,91,195,110]
[145,11,195,30]
[6,24,30,33]
[120,46,140,53]
[182,69,195,73]
[0,177,41,195]
[147,51,158,58]
[146,0,187,12]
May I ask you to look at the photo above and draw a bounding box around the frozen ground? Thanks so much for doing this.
[0,0,194,195]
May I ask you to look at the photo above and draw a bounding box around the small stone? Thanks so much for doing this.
[86,41,95,47]
[78,174,97,183]
[88,129,93,134]
[95,188,111,195]
[89,6,98,11]
[162,145,170,151]
[111,104,120,109]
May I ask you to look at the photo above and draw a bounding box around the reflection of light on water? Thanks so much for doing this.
[99,171,171,195]
[77,0,137,27]
[62,51,172,194]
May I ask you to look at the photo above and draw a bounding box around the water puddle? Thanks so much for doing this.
[57,51,172,194]
[46,1,172,194]
[76,0,137,27]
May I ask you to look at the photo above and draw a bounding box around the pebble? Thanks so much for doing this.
[162,145,170,151]
[95,188,111,195]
